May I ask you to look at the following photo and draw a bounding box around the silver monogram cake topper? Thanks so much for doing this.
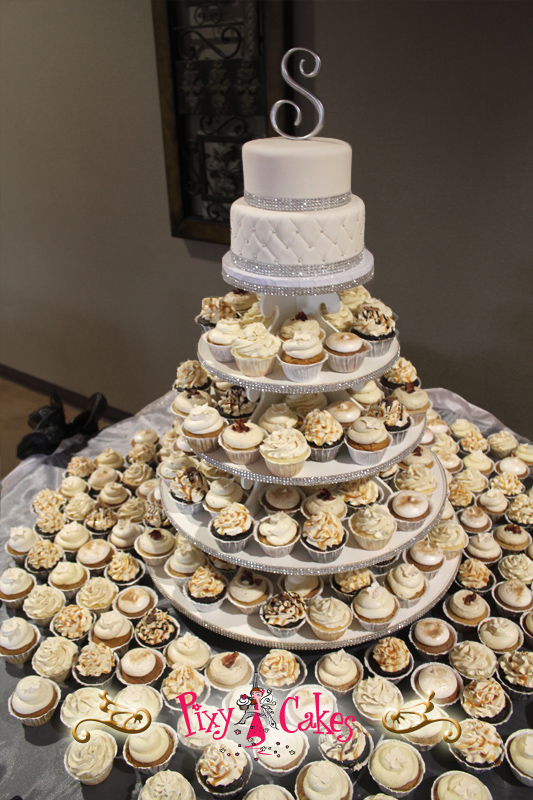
[270,48,324,140]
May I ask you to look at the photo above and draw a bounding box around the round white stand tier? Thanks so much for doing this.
[198,333,399,394]
[160,455,447,575]
[222,248,374,296]
[149,553,459,650]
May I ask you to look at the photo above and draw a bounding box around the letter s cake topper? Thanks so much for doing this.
[381,691,462,744]
[270,48,324,140]
[72,689,152,742]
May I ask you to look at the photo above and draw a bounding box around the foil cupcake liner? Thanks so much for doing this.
[170,496,205,516]
[227,577,274,616]
[314,652,363,697]
[259,610,307,639]
[252,519,301,559]
[367,740,426,798]
[345,435,391,467]
[326,346,368,374]
[0,624,41,665]
[308,440,344,463]
[185,587,228,615]
[505,728,533,787]
[210,530,254,555]
[387,425,411,445]
[8,678,61,727]
[300,536,347,564]
[104,559,146,589]
[63,732,117,785]
[258,653,308,693]
[232,351,278,377]
[277,355,328,383]
[123,723,178,775]
[364,646,414,685]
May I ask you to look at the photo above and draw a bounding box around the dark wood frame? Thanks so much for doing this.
[151,0,292,244]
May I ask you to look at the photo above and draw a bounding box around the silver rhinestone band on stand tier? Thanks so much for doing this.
[244,190,351,211]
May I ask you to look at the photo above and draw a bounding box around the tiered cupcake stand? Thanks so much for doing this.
[150,252,458,649]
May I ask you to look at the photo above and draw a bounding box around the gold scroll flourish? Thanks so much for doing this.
[72,690,152,743]
[381,691,462,744]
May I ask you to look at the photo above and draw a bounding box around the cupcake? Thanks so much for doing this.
[365,636,413,682]
[66,455,96,477]
[285,391,328,416]
[496,455,529,479]
[307,596,353,641]
[461,678,512,725]
[181,404,225,454]
[463,449,494,475]
[320,301,354,331]
[352,582,398,631]
[124,724,177,774]
[449,641,497,680]
[367,397,412,443]
[186,565,227,612]
[499,552,533,582]
[165,631,211,670]
[444,589,489,630]
[259,649,305,690]
[506,495,533,527]
[286,685,337,727]
[98,481,130,509]
[135,608,178,649]
[260,591,307,638]
[210,502,254,554]
[324,331,366,373]
[205,650,253,690]
[114,586,157,618]
[134,527,176,566]
[219,418,264,464]
[409,618,456,658]
[105,551,143,587]
[493,579,533,617]
[488,430,519,458]
[340,284,371,310]
[25,539,64,580]
[197,296,236,329]
[206,319,243,362]
[392,699,451,751]
[259,402,300,434]
[90,610,133,655]
[384,563,427,608]
[330,568,373,600]
[398,445,434,470]
[77,538,115,573]
[326,399,361,430]
[352,675,403,723]
[48,561,88,599]
[514,443,533,465]
[232,322,281,377]
[303,489,346,519]
[5,525,41,563]
[302,410,344,462]
[380,357,419,393]
[412,662,462,705]
[449,719,504,771]
[315,649,361,694]
[161,664,208,709]
[139,771,194,800]
[23,584,65,626]
[368,741,424,795]
[94,448,124,470]
[278,574,324,602]
[54,521,91,558]
[196,740,252,796]
[506,729,533,787]
[301,511,348,563]
[395,464,437,495]
[228,568,272,615]
[498,650,533,697]
[347,379,383,409]
[217,385,257,420]
[224,288,258,313]
[456,558,494,593]
[31,635,78,682]
[32,488,64,514]
[493,522,531,552]
[465,531,501,565]
[77,576,117,615]
[254,512,300,558]
[351,303,396,355]
[51,604,94,644]
[170,466,208,514]
[260,485,303,515]
[165,537,206,585]
[260,428,310,478]
[455,468,489,496]
[340,477,381,508]
[345,417,390,466]
[295,761,352,800]
[117,496,146,523]
[115,684,163,722]
[278,312,323,341]
[0,566,35,608]
[174,359,210,391]
[428,520,468,559]
[448,481,474,511]
[203,478,242,515]
[0,617,40,665]
[478,616,523,653]
[349,504,396,551]
[73,641,116,686]
[387,491,430,531]
[122,463,154,492]
[118,647,165,685]
[404,539,444,578]
[257,729,309,775]
[87,466,121,495]
[8,675,60,727]
[60,685,109,730]
[432,772,493,800]
[84,505,118,537]
[477,488,508,520]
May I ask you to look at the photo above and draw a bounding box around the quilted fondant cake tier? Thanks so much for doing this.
[230,194,365,269]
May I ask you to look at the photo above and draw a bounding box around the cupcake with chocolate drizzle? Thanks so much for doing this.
[260,591,307,638]
[170,466,208,514]
[217,385,257,420]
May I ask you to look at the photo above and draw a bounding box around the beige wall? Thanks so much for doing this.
[1,1,532,436]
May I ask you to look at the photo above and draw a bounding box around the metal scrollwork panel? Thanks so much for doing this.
[152,0,291,243]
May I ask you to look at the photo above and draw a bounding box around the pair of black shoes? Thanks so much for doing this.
[16,392,107,459]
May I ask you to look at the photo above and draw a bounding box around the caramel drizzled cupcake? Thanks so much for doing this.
[330,568,373,601]
[302,410,344,462]
[497,650,533,697]
[170,466,208,514]
[73,641,116,686]
[367,397,412,443]
[35,507,65,539]
[51,604,94,644]
[456,558,495,594]
[259,649,306,690]
[260,591,307,638]
[196,740,252,797]
[365,636,413,683]
[185,565,227,612]
[210,503,254,554]
[461,678,512,725]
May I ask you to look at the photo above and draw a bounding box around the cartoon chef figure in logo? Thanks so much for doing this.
[236,673,277,748]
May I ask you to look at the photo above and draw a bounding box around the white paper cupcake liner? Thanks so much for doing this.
[261,450,310,478]
[182,431,223,454]
[314,652,363,696]
[364,647,414,684]
[410,661,464,706]
[133,537,176,568]
[278,354,327,383]
[8,678,61,726]
[308,440,344,462]
[345,436,391,466]
[232,351,278,377]
[258,653,308,693]
[205,336,236,364]
[491,582,533,620]
[227,577,274,616]
[123,724,178,775]
[504,728,533,787]
[64,732,117,785]
[352,600,399,632]
[368,739,425,798]
[218,438,261,465]
[0,624,41,666]
[326,346,368,374]
[300,536,347,564]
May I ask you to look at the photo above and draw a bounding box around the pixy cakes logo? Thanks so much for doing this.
[177,672,359,752]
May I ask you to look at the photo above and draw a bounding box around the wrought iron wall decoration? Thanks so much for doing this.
[152,0,292,244]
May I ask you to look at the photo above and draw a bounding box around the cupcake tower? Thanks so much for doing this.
[155,120,456,648]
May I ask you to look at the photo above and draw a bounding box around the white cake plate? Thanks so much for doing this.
[198,333,399,395]
[186,414,426,486]
[221,249,375,296]
[160,456,447,575]
[149,553,460,651]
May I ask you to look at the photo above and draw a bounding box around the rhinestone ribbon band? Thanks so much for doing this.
[230,251,364,277]
[244,191,351,211]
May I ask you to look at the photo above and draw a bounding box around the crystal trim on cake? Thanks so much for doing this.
[230,251,364,277]
[244,191,351,212]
